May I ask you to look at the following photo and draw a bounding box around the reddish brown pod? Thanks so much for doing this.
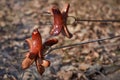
[50,3,73,38]
[42,38,58,54]
[26,29,42,55]
[35,57,45,75]
[50,7,64,36]
[43,38,58,47]
[22,29,42,69]
[22,28,58,75]
[61,4,73,38]
[35,57,50,75]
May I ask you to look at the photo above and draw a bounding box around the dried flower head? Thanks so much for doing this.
[22,28,58,75]
[50,3,73,38]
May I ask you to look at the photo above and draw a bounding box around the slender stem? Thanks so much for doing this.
[95,42,120,49]
[68,16,120,23]
[75,19,120,22]
[46,35,120,54]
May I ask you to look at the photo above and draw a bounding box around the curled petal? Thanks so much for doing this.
[42,38,58,54]
[25,29,42,55]
[26,38,32,50]
[31,29,42,55]
[61,3,72,38]
[41,60,50,68]
[61,25,73,38]
[50,25,63,36]
[62,3,69,25]
[62,3,70,14]
[50,3,73,38]
[51,7,63,24]
[50,7,64,36]
[43,38,58,47]
[22,52,36,69]
[37,65,45,75]
[35,57,45,75]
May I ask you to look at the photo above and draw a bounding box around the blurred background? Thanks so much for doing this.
[0,0,120,80]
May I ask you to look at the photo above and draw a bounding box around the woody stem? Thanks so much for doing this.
[45,35,120,54]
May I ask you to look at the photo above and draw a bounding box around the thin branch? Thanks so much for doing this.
[69,16,120,23]
[75,19,120,23]
[46,35,120,54]
[95,41,120,50]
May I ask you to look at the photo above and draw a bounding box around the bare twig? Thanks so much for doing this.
[70,16,120,23]
[95,41,120,50]
[75,19,120,22]
[46,35,120,54]
[21,35,120,55]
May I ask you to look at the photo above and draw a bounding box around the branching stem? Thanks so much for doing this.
[46,35,120,54]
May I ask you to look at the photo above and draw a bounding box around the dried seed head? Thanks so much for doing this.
[50,3,73,38]
[50,7,64,36]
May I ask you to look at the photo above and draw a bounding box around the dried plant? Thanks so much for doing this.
[21,3,120,78]
[22,28,58,75]
[50,3,73,38]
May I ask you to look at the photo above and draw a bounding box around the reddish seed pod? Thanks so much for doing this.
[31,29,42,54]
[50,7,64,36]
[61,3,72,38]
[43,38,58,47]
[26,38,32,50]
[22,28,56,75]
[61,25,73,38]
[50,3,73,38]
[26,29,42,55]
[35,57,45,75]
[42,38,58,54]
